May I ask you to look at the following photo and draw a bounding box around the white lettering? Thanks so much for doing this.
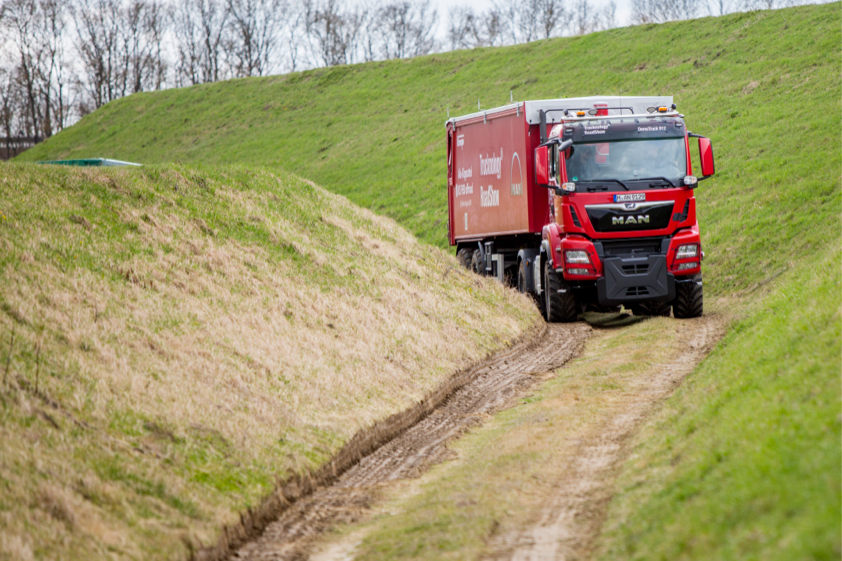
[455,183,474,197]
[457,166,472,180]
[637,126,667,132]
[480,186,500,207]
[457,135,465,149]
[480,148,503,179]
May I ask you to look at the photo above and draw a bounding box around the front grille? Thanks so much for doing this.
[626,286,650,296]
[586,202,674,232]
[622,263,650,275]
[602,237,664,257]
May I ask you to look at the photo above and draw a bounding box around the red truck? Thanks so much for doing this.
[446,96,715,321]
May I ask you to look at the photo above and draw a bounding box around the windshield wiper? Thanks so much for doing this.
[636,176,676,188]
[578,179,631,191]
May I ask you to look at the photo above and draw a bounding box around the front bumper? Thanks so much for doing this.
[597,254,675,306]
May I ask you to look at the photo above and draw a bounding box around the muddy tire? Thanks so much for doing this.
[673,274,704,318]
[631,301,672,317]
[517,260,529,293]
[518,259,542,311]
[456,248,473,270]
[544,260,577,323]
[470,250,484,275]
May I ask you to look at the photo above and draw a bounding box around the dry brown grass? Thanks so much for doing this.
[0,163,539,560]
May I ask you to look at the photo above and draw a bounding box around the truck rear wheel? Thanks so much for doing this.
[470,250,483,275]
[673,274,704,318]
[544,260,577,323]
[456,248,473,270]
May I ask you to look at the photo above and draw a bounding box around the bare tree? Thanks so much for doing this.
[304,0,365,67]
[3,0,44,137]
[447,5,505,49]
[631,0,700,24]
[375,1,437,60]
[226,0,286,77]
[568,0,593,35]
[173,0,228,85]
[536,0,564,39]
[497,0,538,44]
[72,0,122,108]
[279,2,305,71]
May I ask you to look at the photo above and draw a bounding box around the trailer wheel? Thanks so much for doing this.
[631,301,671,317]
[543,260,577,323]
[517,259,542,311]
[673,274,704,319]
[456,248,473,270]
[470,250,483,275]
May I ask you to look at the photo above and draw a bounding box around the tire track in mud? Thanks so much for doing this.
[230,323,591,561]
[490,314,726,561]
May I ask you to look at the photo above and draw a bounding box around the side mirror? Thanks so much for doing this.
[698,137,715,177]
[535,145,549,186]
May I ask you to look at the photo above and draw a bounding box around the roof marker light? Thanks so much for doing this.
[658,106,668,113]
[576,111,586,116]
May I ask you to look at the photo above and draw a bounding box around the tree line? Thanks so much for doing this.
[0,0,815,143]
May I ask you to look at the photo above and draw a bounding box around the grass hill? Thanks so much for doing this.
[0,163,537,559]
[7,2,841,559]
[19,3,840,295]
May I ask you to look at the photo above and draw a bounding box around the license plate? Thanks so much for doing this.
[614,193,646,202]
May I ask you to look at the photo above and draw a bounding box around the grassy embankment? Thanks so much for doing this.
[0,164,538,560]
[205,5,840,560]
[13,2,841,559]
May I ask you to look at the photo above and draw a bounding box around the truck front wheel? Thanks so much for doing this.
[673,274,704,318]
[544,261,577,323]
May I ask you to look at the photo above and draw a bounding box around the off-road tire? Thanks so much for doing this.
[470,250,484,275]
[673,274,704,318]
[631,301,672,317]
[456,248,473,270]
[518,259,542,311]
[544,260,577,323]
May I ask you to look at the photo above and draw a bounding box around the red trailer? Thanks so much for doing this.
[446,96,715,321]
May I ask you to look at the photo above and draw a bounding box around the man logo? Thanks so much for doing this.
[511,152,523,196]
[613,215,650,225]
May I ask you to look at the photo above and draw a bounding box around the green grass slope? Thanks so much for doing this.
[20,4,839,286]
[10,3,841,559]
[0,163,537,559]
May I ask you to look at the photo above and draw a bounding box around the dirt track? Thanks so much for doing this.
[489,314,725,561]
[231,323,592,560]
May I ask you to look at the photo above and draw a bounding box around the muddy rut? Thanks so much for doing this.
[491,314,725,561]
[230,323,591,560]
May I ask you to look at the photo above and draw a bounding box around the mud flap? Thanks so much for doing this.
[597,255,675,306]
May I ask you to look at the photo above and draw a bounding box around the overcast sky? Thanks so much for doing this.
[428,0,635,31]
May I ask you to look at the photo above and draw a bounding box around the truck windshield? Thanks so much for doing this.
[566,138,686,184]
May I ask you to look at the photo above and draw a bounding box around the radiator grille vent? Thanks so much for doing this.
[626,286,650,297]
[622,263,650,275]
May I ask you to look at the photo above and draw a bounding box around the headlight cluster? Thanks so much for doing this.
[565,250,590,264]
[676,244,699,259]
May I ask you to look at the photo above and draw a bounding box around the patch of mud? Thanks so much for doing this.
[488,314,726,561]
[229,323,590,560]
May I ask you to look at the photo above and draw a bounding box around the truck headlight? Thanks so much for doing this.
[676,244,699,259]
[565,250,590,264]
[677,262,699,271]
[568,268,590,275]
